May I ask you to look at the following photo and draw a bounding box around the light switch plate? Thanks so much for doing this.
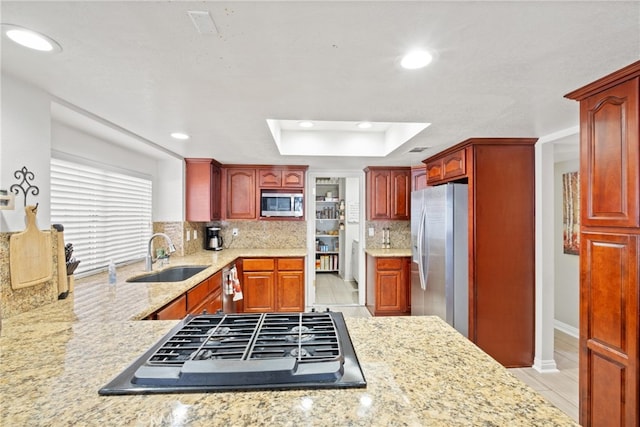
[193,230,197,239]
[368,227,375,237]
[186,230,190,241]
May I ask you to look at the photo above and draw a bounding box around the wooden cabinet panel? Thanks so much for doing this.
[276,270,304,312]
[391,170,410,220]
[282,170,304,187]
[186,277,211,311]
[366,255,409,316]
[243,258,275,271]
[277,257,304,271]
[258,169,281,187]
[566,61,640,426]
[365,167,411,220]
[581,78,639,228]
[411,166,427,191]
[185,158,221,221]
[156,294,187,320]
[441,150,466,180]
[242,271,276,312]
[425,160,443,184]
[580,232,638,426]
[226,168,256,219]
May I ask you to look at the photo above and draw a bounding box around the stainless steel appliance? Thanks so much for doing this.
[205,227,223,251]
[260,191,303,217]
[99,311,366,395]
[411,183,469,337]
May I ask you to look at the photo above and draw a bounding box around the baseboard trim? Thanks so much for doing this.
[554,319,579,338]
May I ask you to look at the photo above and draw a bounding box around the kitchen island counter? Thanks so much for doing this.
[1,289,577,426]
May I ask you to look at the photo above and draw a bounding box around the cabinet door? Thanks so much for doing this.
[376,270,404,312]
[441,149,466,181]
[368,169,391,219]
[276,270,304,312]
[210,165,221,220]
[156,294,187,320]
[258,169,281,187]
[185,159,214,221]
[282,170,304,187]
[227,168,256,219]
[391,169,410,220]
[425,160,443,184]
[580,232,639,426]
[242,271,275,312]
[581,78,639,228]
[411,166,427,191]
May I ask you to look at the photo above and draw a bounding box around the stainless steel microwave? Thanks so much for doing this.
[260,192,303,217]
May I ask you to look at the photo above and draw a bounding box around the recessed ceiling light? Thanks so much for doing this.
[170,132,190,140]
[401,50,433,69]
[298,121,314,128]
[2,24,62,53]
[357,122,373,129]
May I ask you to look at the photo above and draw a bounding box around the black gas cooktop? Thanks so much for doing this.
[99,311,366,395]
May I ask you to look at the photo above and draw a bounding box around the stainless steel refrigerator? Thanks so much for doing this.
[411,183,469,337]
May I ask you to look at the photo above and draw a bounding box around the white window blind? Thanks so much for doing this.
[51,157,152,275]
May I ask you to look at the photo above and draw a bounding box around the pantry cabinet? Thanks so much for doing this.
[422,137,536,368]
[185,158,222,221]
[364,167,411,220]
[365,255,410,316]
[565,60,640,427]
[240,257,305,313]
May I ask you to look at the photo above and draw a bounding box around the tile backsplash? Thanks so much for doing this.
[365,220,411,249]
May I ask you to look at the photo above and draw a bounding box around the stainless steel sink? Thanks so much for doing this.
[126,266,209,283]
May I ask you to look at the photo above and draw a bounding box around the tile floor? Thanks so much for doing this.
[314,272,579,422]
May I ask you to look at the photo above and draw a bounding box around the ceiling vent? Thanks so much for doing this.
[408,146,430,153]
[187,11,218,35]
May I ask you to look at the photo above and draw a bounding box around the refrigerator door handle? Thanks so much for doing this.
[418,204,428,291]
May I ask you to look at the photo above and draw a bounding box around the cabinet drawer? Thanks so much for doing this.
[243,258,275,271]
[277,257,304,271]
[376,257,403,270]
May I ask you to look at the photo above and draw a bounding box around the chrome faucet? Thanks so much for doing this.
[145,233,177,271]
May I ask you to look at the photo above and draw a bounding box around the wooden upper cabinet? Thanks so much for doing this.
[425,148,467,185]
[411,166,427,191]
[258,167,306,188]
[225,167,257,219]
[365,167,411,220]
[185,158,221,222]
[581,78,639,228]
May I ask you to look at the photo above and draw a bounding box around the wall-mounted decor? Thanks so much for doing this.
[0,190,15,210]
[10,166,40,207]
[562,171,580,255]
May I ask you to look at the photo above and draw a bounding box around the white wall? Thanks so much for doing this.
[0,74,184,231]
[0,74,52,232]
[50,122,183,222]
[554,159,580,333]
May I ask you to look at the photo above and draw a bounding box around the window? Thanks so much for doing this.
[51,156,152,275]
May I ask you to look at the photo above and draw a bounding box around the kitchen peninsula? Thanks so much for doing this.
[0,251,576,426]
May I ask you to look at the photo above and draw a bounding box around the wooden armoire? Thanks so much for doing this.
[565,60,640,426]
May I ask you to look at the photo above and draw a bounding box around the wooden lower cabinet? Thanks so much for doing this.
[366,255,410,316]
[149,271,223,320]
[580,232,638,426]
[155,294,187,320]
[241,257,305,313]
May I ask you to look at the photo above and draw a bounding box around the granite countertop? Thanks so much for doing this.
[365,248,412,257]
[0,249,577,426]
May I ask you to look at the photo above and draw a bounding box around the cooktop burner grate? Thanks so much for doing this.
[99,310,366,395]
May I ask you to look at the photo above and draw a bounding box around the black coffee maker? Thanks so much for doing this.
[205,227,224,251]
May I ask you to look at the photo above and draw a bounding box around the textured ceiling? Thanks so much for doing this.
[2,1,639,169]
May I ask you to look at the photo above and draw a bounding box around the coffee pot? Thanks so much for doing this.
[206,227,224,251]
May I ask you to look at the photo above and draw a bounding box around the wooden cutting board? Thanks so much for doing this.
[9,205,53,290]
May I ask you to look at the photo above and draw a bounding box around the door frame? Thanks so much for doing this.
[305,169,365,308]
